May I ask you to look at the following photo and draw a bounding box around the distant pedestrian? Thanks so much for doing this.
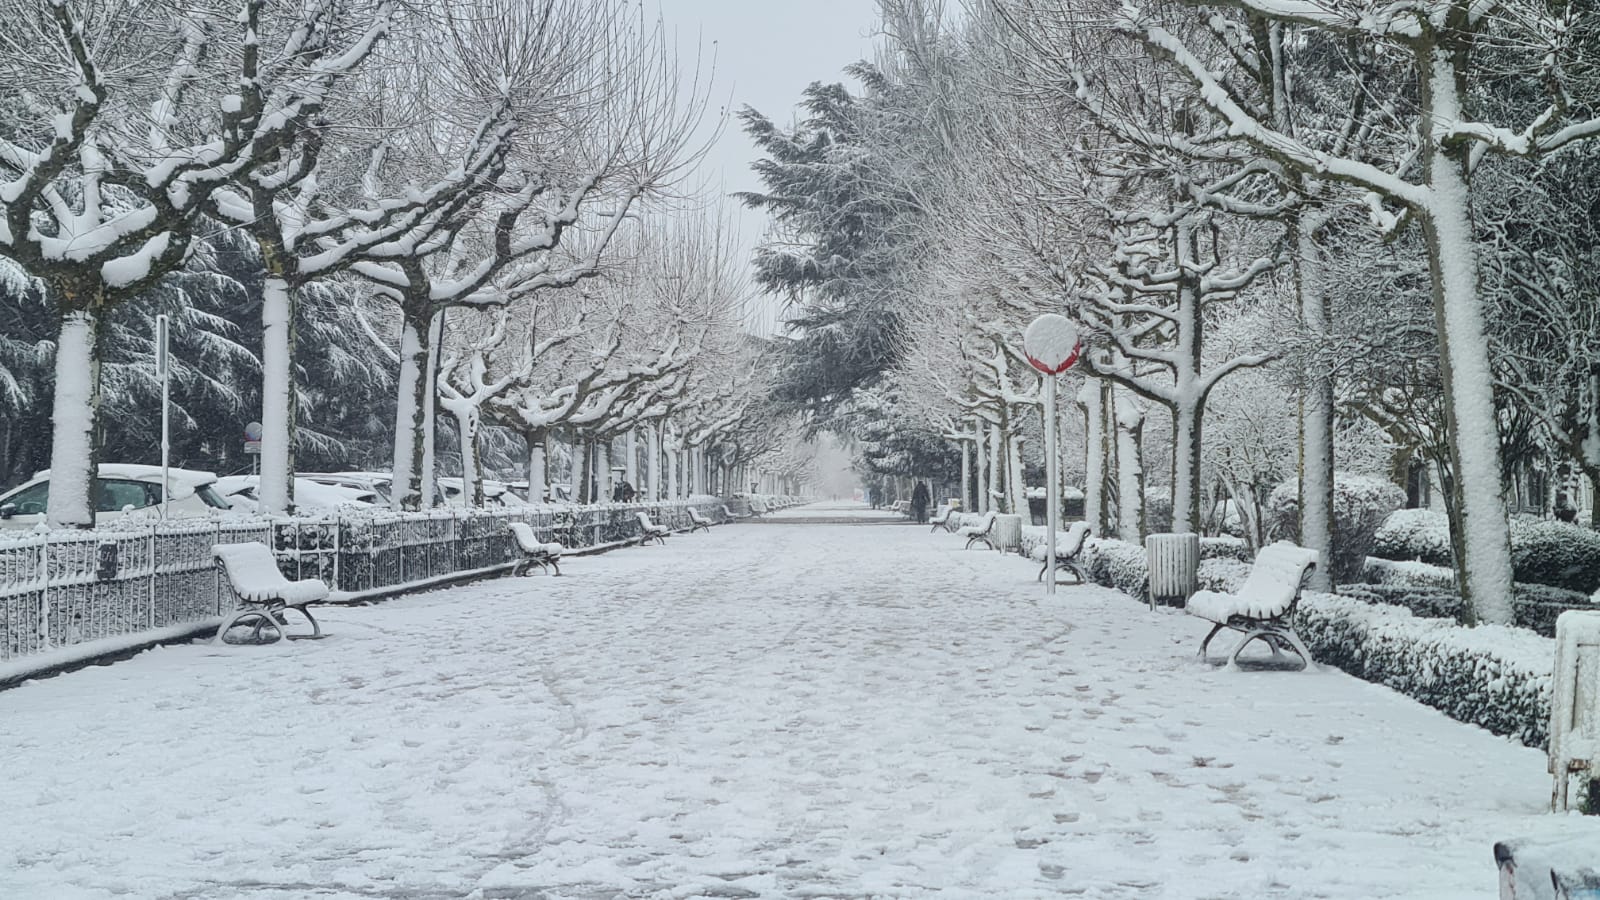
[911,481,930,524]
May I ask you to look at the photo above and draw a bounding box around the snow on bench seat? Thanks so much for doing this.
[212,542,327,643]
[1186,541,1318,670]
[636,512,670,545]
[213,542,328,606]
[687,508,713,533]
[508,522,563,576]
[957,511,1000,551]
[1029,522,1092,583]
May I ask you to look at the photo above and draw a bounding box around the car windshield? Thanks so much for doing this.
[2,481,48,515]
[96,479,159,512]
[195,484,231,509]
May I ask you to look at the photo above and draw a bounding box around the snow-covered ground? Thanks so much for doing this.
[0,521,1588,899]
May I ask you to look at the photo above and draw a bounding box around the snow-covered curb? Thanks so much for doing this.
[0,620,224,690]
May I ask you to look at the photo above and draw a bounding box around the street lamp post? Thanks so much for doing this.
[1023,314,1082,595]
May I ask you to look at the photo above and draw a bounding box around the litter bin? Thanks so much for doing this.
[1550,610,1600,812]
[994,514,1024,554]
[1145,532,1200,611]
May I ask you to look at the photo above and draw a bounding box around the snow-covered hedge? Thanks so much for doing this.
[1510,518,1600,594]
[1057,535,1559,750]
[1266,474,1405,583]
[1359,556,1458,589]
[1200,536,1251,561]
[1297,592,1553,749]
[1373,509,1600,594]
[1371,508,1455,567]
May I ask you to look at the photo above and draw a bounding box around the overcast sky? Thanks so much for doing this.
[654,0,882,334]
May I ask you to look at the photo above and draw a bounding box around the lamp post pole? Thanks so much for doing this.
[1023,314,1082,596]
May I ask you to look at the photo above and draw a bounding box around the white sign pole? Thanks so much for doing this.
[1044,375,1059,595]
[156,314,170,519]
[1022,313,1081,598]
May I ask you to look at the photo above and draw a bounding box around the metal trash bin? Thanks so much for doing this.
[1145,532,1200,611]
[994,514,1024,554]
[1550,610,1600,812]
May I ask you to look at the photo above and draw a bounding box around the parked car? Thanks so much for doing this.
[214,476,380,515]
[439,477,528,508]
[301,472,446,508]
[0,464,232,530]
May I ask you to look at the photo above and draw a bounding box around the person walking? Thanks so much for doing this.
[911,481,930,524]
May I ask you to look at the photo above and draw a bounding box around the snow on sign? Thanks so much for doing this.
[1022,314,1081,375]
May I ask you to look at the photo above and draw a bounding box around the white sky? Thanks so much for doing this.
[654,0,881,336]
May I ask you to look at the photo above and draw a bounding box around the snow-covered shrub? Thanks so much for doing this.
[1509,518,1600,594]
[1266,474,1405,583]
[1371,508,1455,567]
[1338,580,1594,637]
[1143,489,1173,534]
[1200,536,1250,561]
[1359,556,1458,590]
[1198,557,1250,592]
[1297,592,1553,749]
[1082,538,1149,600]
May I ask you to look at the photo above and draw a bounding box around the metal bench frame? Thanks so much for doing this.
[1191,554,1318,670]
[508,523,563,576]
[959,512,1000,551]
[213,544,326,644]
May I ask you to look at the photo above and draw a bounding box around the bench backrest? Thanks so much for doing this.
[1063,521,1092,557]
[636,511,662,531]
[1237,542,1319,618]
[213,542,292,600]
[688,507,711,523]
[977,510,997,532]
[508,521,541,552]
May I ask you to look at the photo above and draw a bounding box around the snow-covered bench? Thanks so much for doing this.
[959,511,1000,551]
[687,507,714,533]
[722,503,749,521]
[507,522,563,576]
[636,511,670,545]
[929,504,954,533]
[212,542,327,643]
[1031,522,1092,584]
[1186,541,1319,670]
[750,497,769,517]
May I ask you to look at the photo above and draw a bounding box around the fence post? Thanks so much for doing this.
[38,538,49,651]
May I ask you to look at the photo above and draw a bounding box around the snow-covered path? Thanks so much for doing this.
[0,519,1567,899]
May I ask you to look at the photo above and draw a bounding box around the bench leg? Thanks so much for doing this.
[215,607,285,645]
[286,604,323,639]
[548,558,561,576]
[1198,622,1228,659]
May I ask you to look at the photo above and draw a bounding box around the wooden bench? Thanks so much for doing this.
[722,503,749,520]
[749,496,769,517]
[1185,541,1319,670]
[687,507,714,533]
[928,504,954,533]
[508,522,563,576]
[958,510,1000,551]
[636,511,670,545]
[1031,522,1092,583]
[213,542,327,643]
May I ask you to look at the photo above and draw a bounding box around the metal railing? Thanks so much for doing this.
[1,498,731,665]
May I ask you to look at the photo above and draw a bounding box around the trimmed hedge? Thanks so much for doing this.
[1266,474,1405,583]
[1373,510,1600,594]
[1297,592,1553,749]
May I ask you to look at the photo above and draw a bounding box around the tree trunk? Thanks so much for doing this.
[1115,395,1145,542]
[960,436,972,512]
[625,429,638,491]
[420,310,444,510]
[1007,429,1026,518]
[46,302,105,529]
[256,275,298,515]
[597,440,613,502]
[390,307,432,511]
[578,437,593,504]
[1169,398,1206,534]
[1418,44,1515,625]
[456,407,483,507]
[526,429,548,503]
[1079,379,1107,534]
[1295,214,1336,590]
[974,422,989,513]
[647,424,661,501]
[987,421,1002,513]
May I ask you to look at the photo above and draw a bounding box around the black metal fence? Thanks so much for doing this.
[0,498,757,666]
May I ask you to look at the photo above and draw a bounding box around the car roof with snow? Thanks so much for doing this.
[22,464,221,498]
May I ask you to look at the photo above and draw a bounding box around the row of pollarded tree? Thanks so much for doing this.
[0,0,781,526]
[741,0,1600,626]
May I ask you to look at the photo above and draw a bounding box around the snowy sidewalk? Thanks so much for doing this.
[0,521,1571,898]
